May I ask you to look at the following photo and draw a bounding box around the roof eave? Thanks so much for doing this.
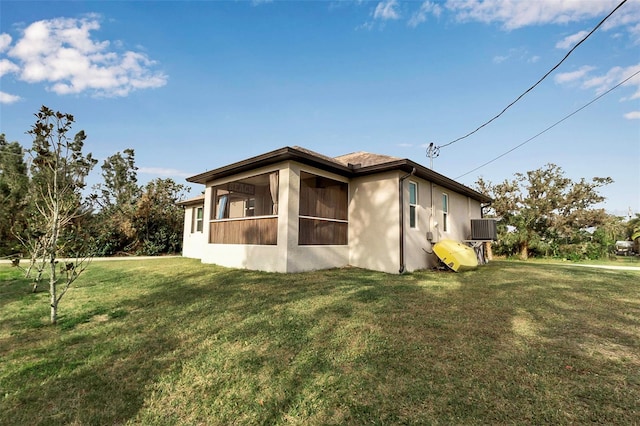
[186,147,491,204]
[187,146,352,184]
[353,159,492,204]
[177,195,205,206]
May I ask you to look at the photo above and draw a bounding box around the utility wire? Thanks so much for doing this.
[455,69,640,180]
[439,0,629,150]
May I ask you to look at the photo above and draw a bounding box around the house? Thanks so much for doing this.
[180,146,492,274]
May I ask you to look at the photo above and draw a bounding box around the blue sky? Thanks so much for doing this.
[1,0,639,216]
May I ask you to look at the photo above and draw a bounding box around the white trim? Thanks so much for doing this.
[409,181,418,229]
[299,215,348,224]
[210,215,278,223]
[442,192,449,233]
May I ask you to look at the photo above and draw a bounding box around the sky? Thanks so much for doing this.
[1,0,639,217]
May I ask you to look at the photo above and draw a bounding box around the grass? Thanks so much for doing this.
[521,255,640,267]
[1,258,638,425]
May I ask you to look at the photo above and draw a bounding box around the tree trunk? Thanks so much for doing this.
[50,265,57,324]
[520,241,529,260]
[485,242,493,261]
[49,194,60,325]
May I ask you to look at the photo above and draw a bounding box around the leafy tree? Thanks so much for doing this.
[93,148,140,209]
[133,178,188,255]
[90,149,141,255]
[476,164,613,259]
[587,214,627,258]
[0,135,29,256]
[626,213,640,239]
[24,106,97,324]
[90,151,188,255]
[627,213,640,254]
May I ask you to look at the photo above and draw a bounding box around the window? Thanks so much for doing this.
[245,198,255,217]
[192,207,203,233]
[409,181,417,228]
[212,172,279,220]
[442,193,449,232]
[299,171,348,245]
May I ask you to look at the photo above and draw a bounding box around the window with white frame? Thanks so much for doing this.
[442,193,449,232]
[409,181,418,228]
[192,207,203,233]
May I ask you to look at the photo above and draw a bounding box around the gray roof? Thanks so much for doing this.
[333,151,401,168]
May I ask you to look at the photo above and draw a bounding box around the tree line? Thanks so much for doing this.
[1,107,188,260]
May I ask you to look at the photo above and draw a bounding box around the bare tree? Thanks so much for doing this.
[24,106,97,324]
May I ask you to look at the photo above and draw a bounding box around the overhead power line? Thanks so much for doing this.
[455,69,640,180]
[439,0,629,150]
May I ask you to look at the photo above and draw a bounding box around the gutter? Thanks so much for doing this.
[398,168,416,274]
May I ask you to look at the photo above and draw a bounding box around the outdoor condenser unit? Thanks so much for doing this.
[471,219,497,241]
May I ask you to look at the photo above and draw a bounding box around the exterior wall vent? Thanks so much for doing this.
[471,219,497,241]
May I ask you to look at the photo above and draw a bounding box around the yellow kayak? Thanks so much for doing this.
[433,239,478,272]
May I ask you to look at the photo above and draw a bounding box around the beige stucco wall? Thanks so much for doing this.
[431,184,482,243]
[348,171,401,274]
[181,204,207,259]
[404,177,435,272]
[397,177,484,273]
[285,162,350,272]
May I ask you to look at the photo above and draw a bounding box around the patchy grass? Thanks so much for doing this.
[1,259,638,425]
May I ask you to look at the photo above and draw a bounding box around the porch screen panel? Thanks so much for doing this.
[210,218,277,245]
[299,218,347,245]
[299,172,348,245]
[210,172,279,245]
[212,172,278,220]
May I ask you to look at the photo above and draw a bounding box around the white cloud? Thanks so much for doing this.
[0,58,19,77]
[0,34,11,52]
[554,65,596,85]
[493,55,507,64]
[555,64,640,116]
[624,111,640,120]
[374,0,400,21]
[556,30,590,49]
[492,47,538,65]
[582,64,640,98]
[2,16,167,98]
[0,91,21,104]
[358,0,401,30]
[408,1,442,28]
[445,0,625,30]
[630,23,640,42]
[138,167,192,178]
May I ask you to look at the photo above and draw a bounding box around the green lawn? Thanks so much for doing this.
[1,258,638,425]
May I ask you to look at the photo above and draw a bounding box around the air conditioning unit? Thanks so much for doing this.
[471,219,497,241]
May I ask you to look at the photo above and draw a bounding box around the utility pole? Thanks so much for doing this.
[426,142,440,169]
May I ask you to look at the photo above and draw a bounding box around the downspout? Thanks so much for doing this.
[399,168,416,274]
